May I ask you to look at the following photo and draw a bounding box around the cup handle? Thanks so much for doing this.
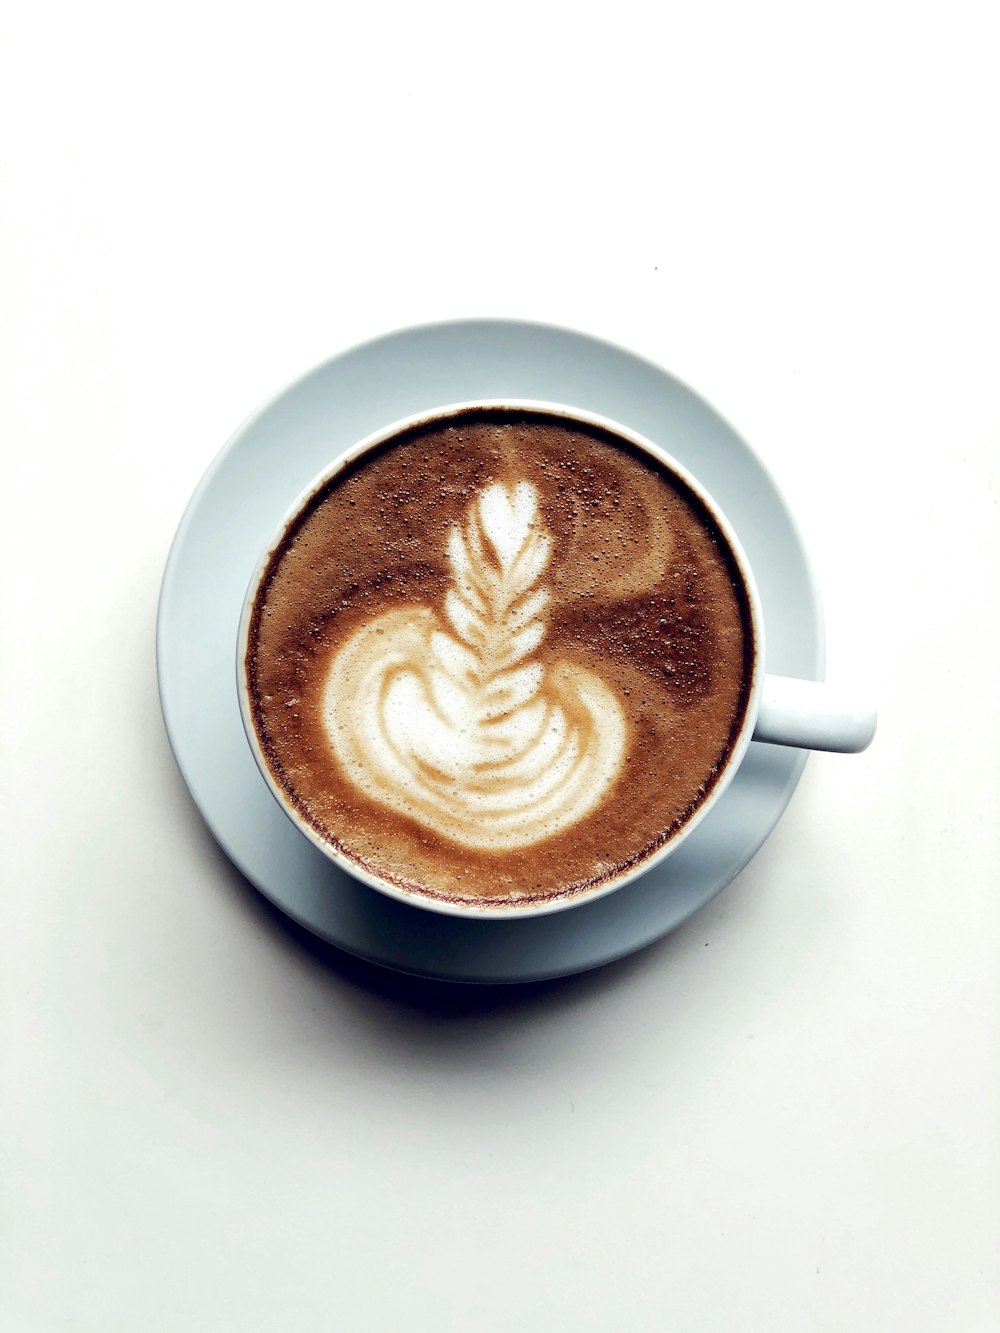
[753,675,877,753]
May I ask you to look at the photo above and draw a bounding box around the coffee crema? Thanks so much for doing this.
[245,409,754,906]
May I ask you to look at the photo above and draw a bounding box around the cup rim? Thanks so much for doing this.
[236,399,766,919]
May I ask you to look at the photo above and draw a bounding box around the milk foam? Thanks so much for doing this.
[323,481,627,850]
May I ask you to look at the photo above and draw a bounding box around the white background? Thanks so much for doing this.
[3,2,998,1329]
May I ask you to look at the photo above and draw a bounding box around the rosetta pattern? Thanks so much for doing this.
[322,481,627,851]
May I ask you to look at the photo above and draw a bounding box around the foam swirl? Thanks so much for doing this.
[322,481,627,850]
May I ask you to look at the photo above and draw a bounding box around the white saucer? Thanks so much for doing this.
[157,319,823,983]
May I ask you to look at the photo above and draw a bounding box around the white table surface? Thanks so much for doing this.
[3,3,998,1329]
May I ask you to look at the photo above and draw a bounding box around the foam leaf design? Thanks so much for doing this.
[322,479,628,852]
[436,482,552,714]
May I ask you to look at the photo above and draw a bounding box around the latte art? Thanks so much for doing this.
[323,482,627,849]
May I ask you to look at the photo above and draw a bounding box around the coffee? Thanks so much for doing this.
[244,408,754,906]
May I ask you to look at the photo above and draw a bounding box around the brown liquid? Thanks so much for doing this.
[246,409,754,906]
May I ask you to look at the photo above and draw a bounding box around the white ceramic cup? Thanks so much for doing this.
[237,401,876,918]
